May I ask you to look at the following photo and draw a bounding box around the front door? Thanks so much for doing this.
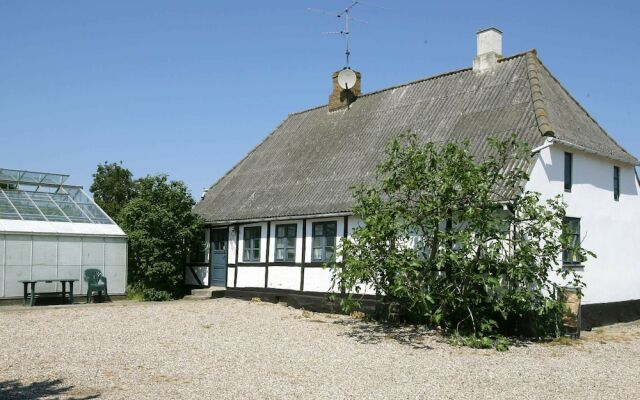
[210,228,228,287]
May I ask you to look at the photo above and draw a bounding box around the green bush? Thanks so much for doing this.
[91,163,203,301]
[119,175,203,299]
[330,133,592,343]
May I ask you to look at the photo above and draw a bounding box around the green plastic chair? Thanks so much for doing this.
[84,268,109,303]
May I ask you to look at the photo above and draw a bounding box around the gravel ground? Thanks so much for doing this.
[0,298,639,400]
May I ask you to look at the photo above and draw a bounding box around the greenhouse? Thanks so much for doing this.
[0,168,127,301]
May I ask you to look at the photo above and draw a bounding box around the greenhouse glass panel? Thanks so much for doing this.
[0,168,110,225]
[77,203,112,224]
[49,194,92,223]
[25,192,70,222]
[3,191,46,221]
[0,191,21,220]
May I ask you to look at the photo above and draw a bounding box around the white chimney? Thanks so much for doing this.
[473,27,502,73]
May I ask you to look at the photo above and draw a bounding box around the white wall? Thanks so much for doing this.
[526,145,640,304]
[185,266,208,287]
[236,266,265,288]
[227,226,237,264]
[303,268,334,292]
[226,267,235,287]
[268,266,301,290]
[0,234,127,299]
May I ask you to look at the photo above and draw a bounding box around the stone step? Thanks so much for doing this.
[184,286,226,300]
[182,295,211,301]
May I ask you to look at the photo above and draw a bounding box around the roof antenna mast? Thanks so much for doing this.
[309,1,364,68]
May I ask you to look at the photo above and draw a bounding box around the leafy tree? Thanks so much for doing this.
[331,133,591,339]
[119,175,203,300]
[90,162,135,222]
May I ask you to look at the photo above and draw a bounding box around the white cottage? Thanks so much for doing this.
[190,29,640,327]
[0,168,127,302]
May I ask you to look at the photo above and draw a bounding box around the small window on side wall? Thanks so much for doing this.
[613,166,620,201]
[564,152,573,192]
[243,226,261,262]
[562,217,582,265]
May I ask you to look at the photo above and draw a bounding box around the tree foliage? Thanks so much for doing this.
[331,133,591,338]
[118,175,203,300]
[89,162,136,223]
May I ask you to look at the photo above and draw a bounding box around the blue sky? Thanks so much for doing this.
[1,0,638,197]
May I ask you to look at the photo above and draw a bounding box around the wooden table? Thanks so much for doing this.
[18,279,79,306]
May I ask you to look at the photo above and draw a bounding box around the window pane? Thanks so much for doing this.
[243,249,250,260]
[253,249,260,260]
[276,248,284,261]
[312,248,322,261]
[277,226,285,237]
[276,237,284,248]
[314,224,323,236]
[564,152,572,192]
[325,247,334,260]
[287,237,296,249]
[326,223,336,236]
[287,249,295,261]
[288,225,296,237]
[326,236,335,247]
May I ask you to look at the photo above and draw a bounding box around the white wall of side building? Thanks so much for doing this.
[0,234,127,299]
[525,144,640,305]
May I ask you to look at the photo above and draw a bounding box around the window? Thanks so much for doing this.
[189,230,207,263]
[275,224,297,262]
[243,226,261,262]
[613,166,620,201]
[564,152,573,192]
[312,221,337,262]
[562,217,582,265]
[212,229,227,251]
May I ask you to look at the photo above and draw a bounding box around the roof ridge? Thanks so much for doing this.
[288,49,537,117]
[524,51,555,137]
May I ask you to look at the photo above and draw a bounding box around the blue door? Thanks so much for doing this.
[210,228,228,287]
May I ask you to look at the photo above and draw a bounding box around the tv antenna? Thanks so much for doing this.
[308,1,365,68]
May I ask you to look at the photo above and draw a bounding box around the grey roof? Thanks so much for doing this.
[194,50,638,223]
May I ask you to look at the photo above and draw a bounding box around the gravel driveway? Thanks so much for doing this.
[0,298,638,399]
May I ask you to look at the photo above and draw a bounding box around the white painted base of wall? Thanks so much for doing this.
[236,266,265,288]
[268,266,301,290]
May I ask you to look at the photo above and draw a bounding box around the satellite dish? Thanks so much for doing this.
[337,68,357,90]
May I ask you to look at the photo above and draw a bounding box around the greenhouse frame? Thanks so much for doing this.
[0,168,127,300]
